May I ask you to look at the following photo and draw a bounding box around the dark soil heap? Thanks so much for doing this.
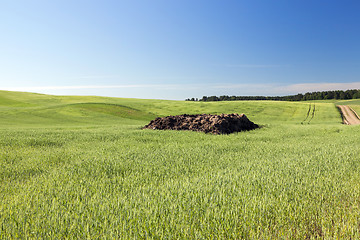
[143,113,259,134]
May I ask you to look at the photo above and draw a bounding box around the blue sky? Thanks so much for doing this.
[1,0,359,100]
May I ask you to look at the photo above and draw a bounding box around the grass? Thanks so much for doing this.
[0,90,360,239]
[349,105,360,116]
[335,99,360,106]
[334,98,360,119]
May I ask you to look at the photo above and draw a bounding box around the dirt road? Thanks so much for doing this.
[337,105,360,125]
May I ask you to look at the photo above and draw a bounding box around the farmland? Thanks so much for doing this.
[1,90,360,238]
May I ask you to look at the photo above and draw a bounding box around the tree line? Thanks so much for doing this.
[185,89,360,102]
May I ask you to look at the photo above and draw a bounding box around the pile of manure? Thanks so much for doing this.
[143,113,259,134]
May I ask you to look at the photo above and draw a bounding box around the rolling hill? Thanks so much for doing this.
[1,90,359,239]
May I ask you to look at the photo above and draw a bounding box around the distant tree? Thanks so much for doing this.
[339,92,345,99]
[353,90,360,99]
[200,96,208,101]
[187,89,360,102]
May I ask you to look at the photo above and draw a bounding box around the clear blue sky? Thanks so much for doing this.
[1,0,359,100]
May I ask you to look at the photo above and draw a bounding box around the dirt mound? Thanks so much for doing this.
[143,113,259,134]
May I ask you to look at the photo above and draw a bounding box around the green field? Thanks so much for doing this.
[1,90,360,239]
[335,99,360,117]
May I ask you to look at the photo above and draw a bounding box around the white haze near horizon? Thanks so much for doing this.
[4,82,360,100]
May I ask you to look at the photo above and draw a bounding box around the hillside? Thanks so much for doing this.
[0,90,342,127]
[1,91,360,239]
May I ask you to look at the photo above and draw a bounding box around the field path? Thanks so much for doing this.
[337,105,360,125]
